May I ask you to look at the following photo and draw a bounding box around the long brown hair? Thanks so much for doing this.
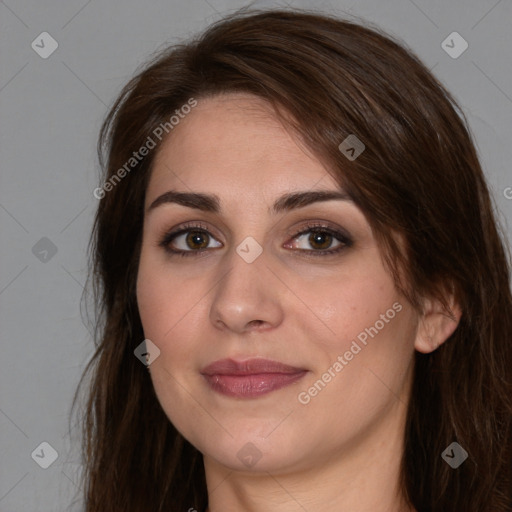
[72,9,512,512]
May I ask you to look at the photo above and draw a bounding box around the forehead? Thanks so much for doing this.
[146,93,340,206]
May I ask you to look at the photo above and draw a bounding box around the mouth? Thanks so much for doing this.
[200,358,308,398]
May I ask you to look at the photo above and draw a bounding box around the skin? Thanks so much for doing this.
[136,93,460,512]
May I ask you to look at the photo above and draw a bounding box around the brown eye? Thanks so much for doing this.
[159,222,351,258]
[185,230,210,250]
[307,231,334,250]
[287,227,348,254]
[159,225,222,256]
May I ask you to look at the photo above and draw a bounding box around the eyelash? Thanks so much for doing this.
[157,221,353,258]
[158,223,353,257]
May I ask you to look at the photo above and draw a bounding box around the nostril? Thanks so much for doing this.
[248,320,266,329]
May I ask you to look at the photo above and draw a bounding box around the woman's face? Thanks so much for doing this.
[136,93,420,474]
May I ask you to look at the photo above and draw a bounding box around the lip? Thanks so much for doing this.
[200,358,308,398]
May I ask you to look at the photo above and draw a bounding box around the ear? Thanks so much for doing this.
[414,291,462,354]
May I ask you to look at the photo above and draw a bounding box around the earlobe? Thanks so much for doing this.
[414,295,462,354]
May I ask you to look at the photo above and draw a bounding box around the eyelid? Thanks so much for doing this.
[158,219,353,257]
[283,223,352,255]
[284,220,350,240]
[157,221,221,251]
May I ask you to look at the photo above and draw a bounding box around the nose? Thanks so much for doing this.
[209,246,284,335]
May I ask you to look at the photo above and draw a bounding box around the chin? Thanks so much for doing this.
[198,428,312,474]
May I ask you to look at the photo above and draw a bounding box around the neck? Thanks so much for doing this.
[203,398,414,512]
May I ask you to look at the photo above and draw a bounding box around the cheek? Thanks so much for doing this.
[135,237,224,426]
[305,261,401,354]
[294,261,415,408]
[136,257,209,428]
[136,254,209,362]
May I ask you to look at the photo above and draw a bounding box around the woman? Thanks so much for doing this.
[73,9,512,512]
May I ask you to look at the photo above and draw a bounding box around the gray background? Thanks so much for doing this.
[1,0,511,510]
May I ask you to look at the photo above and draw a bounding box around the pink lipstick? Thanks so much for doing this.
[201,358,307,398]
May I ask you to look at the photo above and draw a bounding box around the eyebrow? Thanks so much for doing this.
[147,189,353,216]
